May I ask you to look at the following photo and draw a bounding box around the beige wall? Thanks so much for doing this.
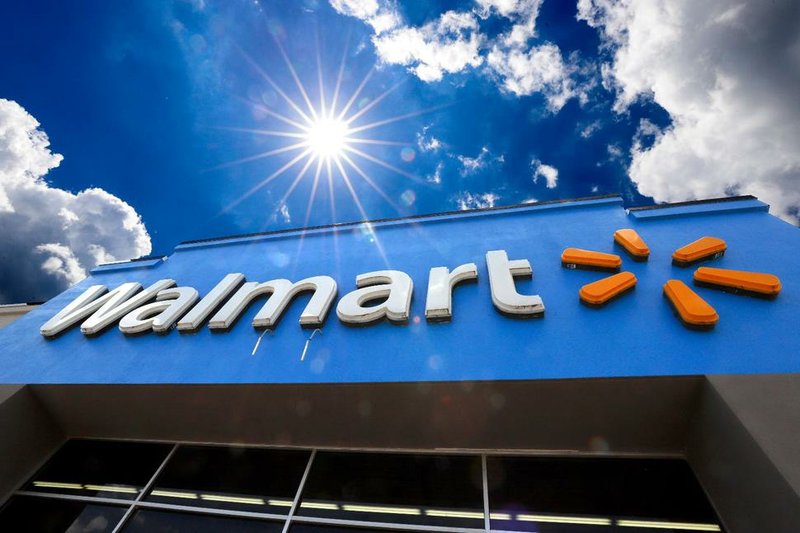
[0,304,37,329]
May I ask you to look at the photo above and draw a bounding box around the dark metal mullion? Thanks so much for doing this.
[110,442,180,533]
[12,489,288,522]
[282,448,317,533]
[287,514,487,533]
[10,442,547,533]
[13,487,486,532]
[130,499,287,521]
[481,454,490,533]
[13,490,134,506]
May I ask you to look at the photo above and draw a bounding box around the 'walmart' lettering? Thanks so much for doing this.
[40,250,544,338]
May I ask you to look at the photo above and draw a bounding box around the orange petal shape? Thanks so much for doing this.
[614,229,650,261]
[663,280,719,329]
[672,236,726,267]
[694,267,781,298]
[561,248,622,272]
[579,272,637,306]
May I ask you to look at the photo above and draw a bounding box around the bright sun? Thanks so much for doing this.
[304,116,350,159]
[220,41,440,229]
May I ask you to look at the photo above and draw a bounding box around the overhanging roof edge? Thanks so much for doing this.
[629,196,768,221]
[91,194,772,270]
[173,195,623,252]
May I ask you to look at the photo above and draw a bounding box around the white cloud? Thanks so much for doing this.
[278,202,291,224]
[531,158,558,188]
[486,42,576,110]
[458,146,489,174]
[427,161,444,184]
[0,99,152,303]
[330,0,379,20]
[607,143,623,159]
[453,191,500,210]
[631,118,661,149]
[580,119,601,138]
[475,0,538,19]
[36,243,86,286]
[417,125,443,152]
[457,146,504,176]
[475,0,543,47]
[578,0,800,224]
[372,11,484,82]
[330,1,579,110]
[330,0,399,34]
[269,200,291,225]
[477,0,583,110]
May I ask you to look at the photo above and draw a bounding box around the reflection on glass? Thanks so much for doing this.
[297,451,484,528]
[122,510,283,532]
[25,439,172,500]
[0,495,126,532]
[487,457,723,532]
[290,523,431,533]
[146,445,310,513]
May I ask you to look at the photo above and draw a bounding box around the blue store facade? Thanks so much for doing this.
[0,194,799,532]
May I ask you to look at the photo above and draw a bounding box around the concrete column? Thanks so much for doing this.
[688,375,800,533]
[0,385,65,503]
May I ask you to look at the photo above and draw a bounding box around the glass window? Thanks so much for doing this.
[24,439,173,500]
[122,509,283,532]
[0,495,126,532]
[10,440,723,533]
[290,524,431,533]
[146,445,310,514]
[297,451,484,529]
[487,457,722,532]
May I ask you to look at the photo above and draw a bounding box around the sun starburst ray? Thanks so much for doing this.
[270,154,316,222]
[326,158,336,222]
[238,97,310,131]
[294,158,325,261]
[334,157,389,265]
[326,157,342,274]
[221,148,312,213]
[347,103,453,135]
[344,79,405,126]
[343,145,425,184]
[212,141,309,171]
[336,67,374,121]
[213,126,308,139]
[304,158,324,228]
[315,30,327,118]
[274,39,319,122]
[239,50,314,126]
[329,33,351,117]
[340,151,403,213]
[346,138,409,146]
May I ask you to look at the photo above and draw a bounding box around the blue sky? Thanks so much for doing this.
[0,0,798,303]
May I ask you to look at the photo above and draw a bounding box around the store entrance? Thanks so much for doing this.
[1,439,723,532]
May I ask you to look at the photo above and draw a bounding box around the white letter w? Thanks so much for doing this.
[40,280,175,337]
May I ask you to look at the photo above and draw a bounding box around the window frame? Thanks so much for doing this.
[2,438,724,533]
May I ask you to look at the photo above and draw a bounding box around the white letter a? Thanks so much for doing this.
[336,270,413,325]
